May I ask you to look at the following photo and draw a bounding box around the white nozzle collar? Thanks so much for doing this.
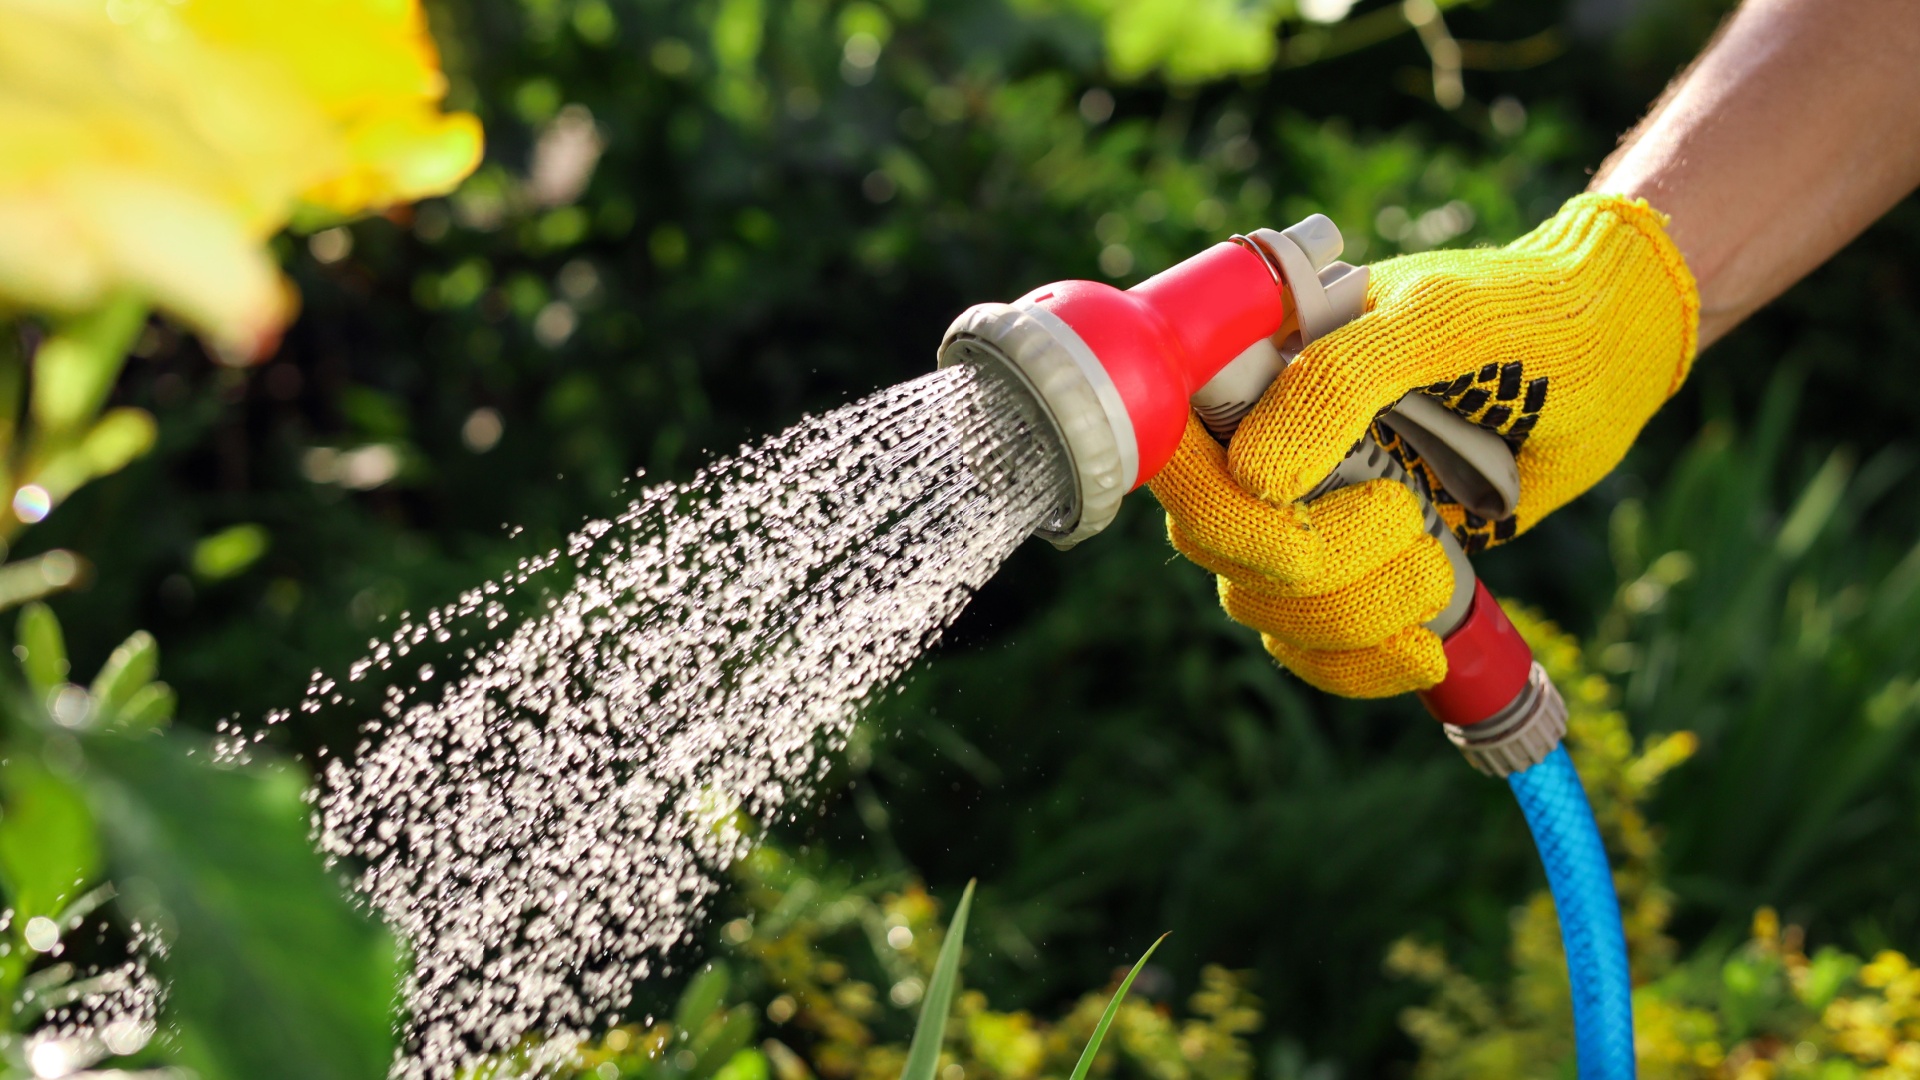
[937,303,1135,548]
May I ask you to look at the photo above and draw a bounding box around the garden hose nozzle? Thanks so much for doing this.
[939,216,1629,1072]
[936,215,1562,773]
[938,230,1294,548]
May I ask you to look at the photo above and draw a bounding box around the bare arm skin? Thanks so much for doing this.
[1591,0,1920,348]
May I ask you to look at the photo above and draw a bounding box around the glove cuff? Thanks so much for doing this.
[1540,192,1703,396]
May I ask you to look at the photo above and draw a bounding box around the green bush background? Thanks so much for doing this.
[12,0,1920,1074]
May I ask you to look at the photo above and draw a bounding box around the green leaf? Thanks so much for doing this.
[16,601,68,695]
[713,1048,771,1080]
[1776,448,1853,559]
[90,630,158,717]
[112,681,176,731]
[30,297,146,434]
[1799,947,1860,1010]
[1086,0,1283,82]
[77,407,158,482]
[82,733,400,1080]
[191,525,271,582]
[690,1005,757,1078]
[675,962,732,1033]
[712,0,765,71]
[1067,933,1168,1080]
[0,551,85,614]
[0,755,101,920]
[899,880,974,1080]
[340,386,410,441]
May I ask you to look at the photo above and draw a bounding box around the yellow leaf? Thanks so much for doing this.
[0,0,481,351]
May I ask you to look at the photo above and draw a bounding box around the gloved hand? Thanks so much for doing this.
[1150,193,1699,697]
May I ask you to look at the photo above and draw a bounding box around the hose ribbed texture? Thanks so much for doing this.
[1508,744,1636,1079]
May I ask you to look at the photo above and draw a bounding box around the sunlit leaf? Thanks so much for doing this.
[691,1006,757,1078]
[191,524,271,582]
[711,0,767,122]
[899,880,973,1080]
[90,630,158,717]
[30,297,146,434]
[714,1048,771,1080]
[78,407,159,481]
[0,755,101,921]
[16,601,68,695]
[0,551,86,614]
[1052,0,1285,82]
[675,962,732,1033]
[113,681,177,732]
[1066,933,1168,1080]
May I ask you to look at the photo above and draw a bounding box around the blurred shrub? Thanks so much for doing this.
[526,847,1259,1080]
[0,602,398,1080]
[1594,372,1920,938]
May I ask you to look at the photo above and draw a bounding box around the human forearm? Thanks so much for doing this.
[1592,0,1920,348]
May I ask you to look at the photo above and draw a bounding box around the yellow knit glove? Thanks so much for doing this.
[1150,193,1699,698]
[1151,412,1458,696]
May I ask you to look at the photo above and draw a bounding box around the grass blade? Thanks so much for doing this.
[899,880,975,1080]
[1067,933,1169,1080]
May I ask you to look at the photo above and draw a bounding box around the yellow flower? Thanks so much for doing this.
[0,0,481,355]
[170,0,483,216]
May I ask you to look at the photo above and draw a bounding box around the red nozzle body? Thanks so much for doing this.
[1422,581,1566,776]
[1419,580,1534,727]
[937,220,1560,769]
[1015,241,1286,488]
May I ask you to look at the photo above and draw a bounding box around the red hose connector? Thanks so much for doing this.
[1420,581,1566,777]
[1419,580,1534,727]
[1014,241,1286,488]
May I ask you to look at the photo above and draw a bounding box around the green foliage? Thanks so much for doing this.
[89,631,162,725]
[0,756,99,924]
[1066,934,1167,1080]
[32,298,149,434]
[0,601,398,1079]
[16,603,67,695]
[84,736,400,1080]
[190,524,271,583]
[1595,372,1920,933]
[1042,0,1291,83]
[0,300,157,555]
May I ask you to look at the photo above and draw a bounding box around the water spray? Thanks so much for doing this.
[938,219,1636,1078]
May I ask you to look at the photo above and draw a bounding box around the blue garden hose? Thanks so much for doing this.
[1509,744,1636,1079]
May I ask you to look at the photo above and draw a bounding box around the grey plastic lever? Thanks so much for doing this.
[1383,394,1520,523]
